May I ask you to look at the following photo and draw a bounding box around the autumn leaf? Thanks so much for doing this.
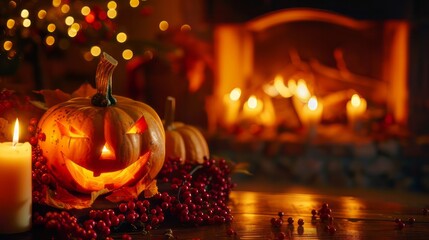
[33,89,71,108]
[71,82,97,98]
[32,82,96,109]
[43,185,110,210]
[105,179,158,203]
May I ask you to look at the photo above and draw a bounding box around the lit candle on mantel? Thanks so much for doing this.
[223,88,242,127]
[0,119,32,234]
[346,94,367,130]
[302,96,323,134]
[242,95,263,120]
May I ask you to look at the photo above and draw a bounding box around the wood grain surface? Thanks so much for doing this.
[2,185,429,240]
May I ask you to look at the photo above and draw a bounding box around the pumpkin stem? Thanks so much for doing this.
[91,52,118,107]
[164,96,176,130]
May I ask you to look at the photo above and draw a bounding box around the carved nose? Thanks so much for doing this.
[100,145,115,160]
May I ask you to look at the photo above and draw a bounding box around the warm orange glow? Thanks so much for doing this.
[347,93,367,125]
[274,75,292,98]
[295,79,311,102]
[307,96,318,111]
[351,94,361,107]
[3,41,13,51]
[107,9,117,19]
[181,24,192,32]
[263,83,278,97]
[126,116,148,134]
[38,10,47,19]
[65,152,150,191]
[247,95,258,109]
[159,21,169,31]
[302,96,323,127]
[6,19,15,29]
[246,8,371,32]
[101,145,115,160]
[13,118,19,146]
[81,6,91,16]
[229,88,241,101]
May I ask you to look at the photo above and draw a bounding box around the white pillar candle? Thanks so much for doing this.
[0,119,32,234]
[346,94,367,130]
[302,96,323,137]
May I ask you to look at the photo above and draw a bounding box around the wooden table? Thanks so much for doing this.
[113,185,429,239]
[4,185,429,239]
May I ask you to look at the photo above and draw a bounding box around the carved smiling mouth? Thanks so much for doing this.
[63,151,150,191]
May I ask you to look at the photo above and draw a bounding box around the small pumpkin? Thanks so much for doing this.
[163,97,209,164]
[38,53,165,194]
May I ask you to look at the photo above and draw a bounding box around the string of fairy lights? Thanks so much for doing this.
[1,0,174,62]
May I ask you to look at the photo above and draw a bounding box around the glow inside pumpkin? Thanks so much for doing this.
[64,151,150,190]
[55,114,152,191]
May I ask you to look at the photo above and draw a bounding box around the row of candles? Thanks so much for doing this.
[223,75,367,130]
[0,119,32,234]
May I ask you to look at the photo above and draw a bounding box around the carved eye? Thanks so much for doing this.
[56,121,88,138]
[127,116,148,134]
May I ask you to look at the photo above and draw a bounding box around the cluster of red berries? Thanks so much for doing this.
[394,217,416,230]
[156,157,235,226]
[0,89,15,114]
[0,89,36,117]
[311,203,336,235]
[29,117,54,204]
[270,211,305,239]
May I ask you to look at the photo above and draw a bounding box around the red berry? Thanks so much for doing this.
[29,117,38,126]
[226,227,235,236]
[297,218,304,226]
[119,203,127,213]
[122,234,132,240]
[277,232,286,240]
[408,217,416,225]
[329,226,337,235]
[29,136,38,146]
[38,132,46,141]
[287,217,294,224]
[397,222,405,230]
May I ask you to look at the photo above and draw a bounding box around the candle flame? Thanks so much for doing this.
[101,145,115,160]
[296,79,311,102]
[13,118,19,146]
[102,145,110,153]
[308,96,318,111]
[247,95,258,109]
[229,88,241,101]
[351,94,361,107]
[274,75,292,98]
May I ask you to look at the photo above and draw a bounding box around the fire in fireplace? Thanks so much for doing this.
[208,8,408,136]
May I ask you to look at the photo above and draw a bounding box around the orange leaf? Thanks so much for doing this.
[71,82,97,98]
[33,89,71,108]
[43,185,110,210]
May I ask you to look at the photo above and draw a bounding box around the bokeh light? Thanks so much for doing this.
[90,46,101,57]
[159,21,169,31]
[122,49,133,60]
[116,32,127,43]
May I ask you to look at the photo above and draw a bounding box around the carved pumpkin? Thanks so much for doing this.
[38,53,165,194]
[163,97,209,164]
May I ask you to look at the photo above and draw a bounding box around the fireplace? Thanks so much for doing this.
[208,8,409,135]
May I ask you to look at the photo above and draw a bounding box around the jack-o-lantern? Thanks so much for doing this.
[38,53,165,194]
[163,97,209,164]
